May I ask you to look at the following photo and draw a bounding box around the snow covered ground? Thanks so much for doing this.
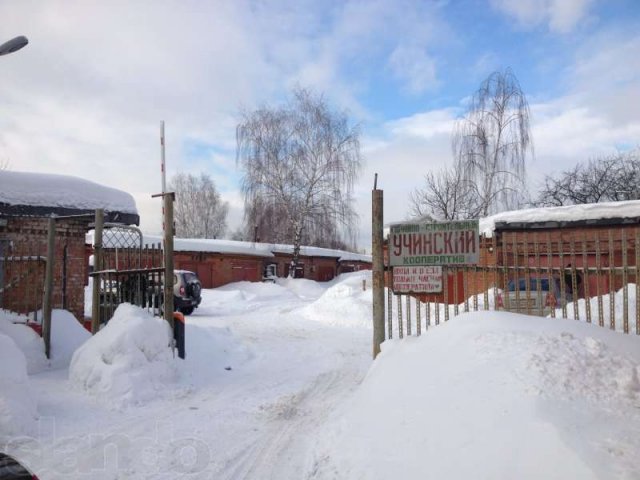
[1,271,640,479]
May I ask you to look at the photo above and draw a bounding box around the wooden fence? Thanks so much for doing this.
[383,228,640,342]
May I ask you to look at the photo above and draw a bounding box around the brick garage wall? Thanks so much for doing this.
[304,256,338,281]
[174,252,264,288]
[1,217,88,321]
[270,253,339,281]
[338,260,372,275]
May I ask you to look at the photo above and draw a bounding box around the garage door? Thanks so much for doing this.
[231,261,259,282]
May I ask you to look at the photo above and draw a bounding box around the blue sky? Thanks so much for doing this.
[1,0,639,250]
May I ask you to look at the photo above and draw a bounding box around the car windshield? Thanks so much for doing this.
[183,272,199,283]
[507,278,551,292]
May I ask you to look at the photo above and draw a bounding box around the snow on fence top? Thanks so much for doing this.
[0,171,137,215]
[385,200,640,239]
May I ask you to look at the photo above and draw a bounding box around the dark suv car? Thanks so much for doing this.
[174,270,202,315]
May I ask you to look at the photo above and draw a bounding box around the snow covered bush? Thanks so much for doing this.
[0,333,38,438]
[69,303,178,409]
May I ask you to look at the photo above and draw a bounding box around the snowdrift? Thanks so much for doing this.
[69,304,177,409]
[0,309,89,373]
[312,311,640,479]
[0,333,38,438]
[555,284,638,332]
[0,311,47,374]
[300,271,373,328]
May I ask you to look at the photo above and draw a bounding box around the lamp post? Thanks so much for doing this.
[0,36,28,57]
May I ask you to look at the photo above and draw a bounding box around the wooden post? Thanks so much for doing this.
[91,209,104,334]
[42,217,55,359]
[372,176,385,359]
[164,193,175,331]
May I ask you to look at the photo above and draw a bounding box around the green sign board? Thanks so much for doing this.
[389,220,480,266]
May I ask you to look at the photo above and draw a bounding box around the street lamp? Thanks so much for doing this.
[0,36,28,57]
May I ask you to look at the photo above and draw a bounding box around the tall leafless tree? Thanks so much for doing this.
[169,172,229,239]
[236,88,362,275]
[409,161,480,220]
[452,68,533,216]
[535,149,640,206]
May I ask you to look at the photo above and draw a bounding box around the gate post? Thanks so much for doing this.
[372,175,385,358]
[163,193,175,331]
[42,217,55,358]
[91,209,104,334]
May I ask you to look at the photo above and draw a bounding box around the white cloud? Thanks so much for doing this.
[352,108,456,247]
[388,45,438,94]
[387,109,457,139]
[520,32,640,187]
[490,0,595,33]
[1,0,636,254]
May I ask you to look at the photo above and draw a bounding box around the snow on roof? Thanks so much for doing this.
[479,200,640,237]
[270,244,372,262]
[169,237,275,258]
[0,171,137,215]
[384,200,640,238]
[166,237,371,262]
[86,231,371,262]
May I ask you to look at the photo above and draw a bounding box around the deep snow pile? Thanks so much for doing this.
[0,309,89,373]
[49,309,91,369]
[300,271,373,327]
[311,311,640,479]
[69,303,177,409]
[556,284,637,332]
[276,276,329,300]
[0,310,47,374]
[0,334,38,438]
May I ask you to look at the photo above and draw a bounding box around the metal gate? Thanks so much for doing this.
[90,223,165,326]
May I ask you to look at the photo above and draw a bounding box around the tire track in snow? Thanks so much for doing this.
[219,366,363,480]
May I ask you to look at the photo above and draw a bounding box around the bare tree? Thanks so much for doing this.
[236,88,362,275]
[452,68,533,216]
[409,160,481,220]
[536,149,640,206]
[169,172,229,238]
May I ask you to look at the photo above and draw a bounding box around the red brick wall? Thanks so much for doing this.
[174,252,264,288]
[1,217,88,321]
[270,253,339,281]
[338,260,372,275]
